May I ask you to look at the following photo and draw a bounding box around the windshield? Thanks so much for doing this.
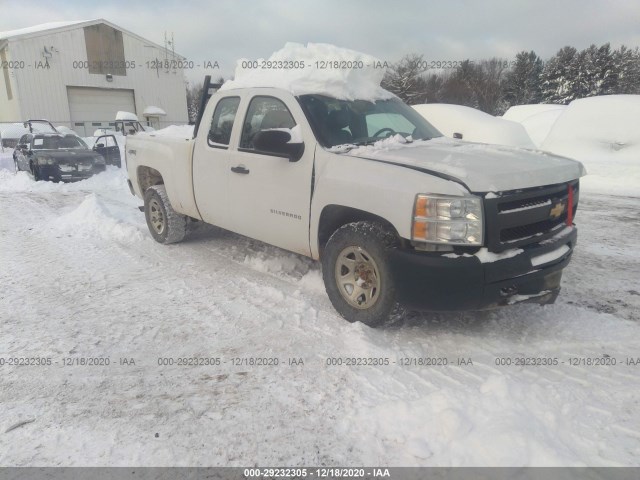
[298,94,442,148]
[32,135,88,150]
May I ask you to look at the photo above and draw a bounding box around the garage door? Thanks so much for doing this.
[67,87,135,136]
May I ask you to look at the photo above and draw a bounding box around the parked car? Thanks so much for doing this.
[14,131,107,182]
[125,76,584,327]
[413,103,536,148]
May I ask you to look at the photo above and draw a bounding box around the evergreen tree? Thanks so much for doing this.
[540,46,577,104]
[503,51,543,106]
[613,46,640,94]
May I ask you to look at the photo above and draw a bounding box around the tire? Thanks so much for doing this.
[322,221,399,327]
[143,185,187,244]
[30,163,41,181]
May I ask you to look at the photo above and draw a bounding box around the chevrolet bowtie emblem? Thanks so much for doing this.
[549,202,566,219]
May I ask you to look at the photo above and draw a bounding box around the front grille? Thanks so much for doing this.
[500,214,567,243]
[485,181,579,252]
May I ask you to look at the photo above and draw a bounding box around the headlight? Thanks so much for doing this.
[412,194,484,246]
[37,156,54,165]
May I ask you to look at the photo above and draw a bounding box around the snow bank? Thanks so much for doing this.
[413,104,535,148]
[541,95,640,197]
[0,152,13,171]
[51,193,144,243]
[517,109,566,147]
[220,43,394,101]
[0,166,127,194]
[502,104,567,123]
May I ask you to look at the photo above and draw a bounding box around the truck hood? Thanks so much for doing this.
[346,137,586,192]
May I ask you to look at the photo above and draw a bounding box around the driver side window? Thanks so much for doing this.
[208,96,240,147]
[240,96,296,150]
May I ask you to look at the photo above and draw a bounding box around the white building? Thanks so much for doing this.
[0,19,189,135]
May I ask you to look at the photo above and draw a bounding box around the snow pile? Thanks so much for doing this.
[503,104,568,147]
[541,95,640,197]
[115,111,139,121]
[413,104,535,148]
[50,193,144,243]
[0,151,13,171]
[502,104,567,123]
[220,43,394,101]
[0,167,120,193]
[143,106,167,116]
[516,109,566,147]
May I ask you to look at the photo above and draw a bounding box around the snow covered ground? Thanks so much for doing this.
[1,153,639,466]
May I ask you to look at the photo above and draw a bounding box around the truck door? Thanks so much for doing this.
[227,94,314,256]
[93,135,121,167]
[192,95,242,229]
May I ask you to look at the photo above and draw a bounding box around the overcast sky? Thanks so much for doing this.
[1,0,639,83]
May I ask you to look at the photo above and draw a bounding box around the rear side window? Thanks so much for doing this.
[208,97,240,147]
[240,96,296,150]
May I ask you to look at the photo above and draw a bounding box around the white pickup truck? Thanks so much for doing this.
[126,76,585,326]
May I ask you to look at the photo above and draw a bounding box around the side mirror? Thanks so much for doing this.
[95,143,105,149]
[253,129,304,162]
[453,132,463,140]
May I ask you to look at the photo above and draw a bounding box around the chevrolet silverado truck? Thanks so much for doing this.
[126,76,585,326]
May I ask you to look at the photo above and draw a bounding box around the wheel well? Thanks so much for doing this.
[317,205,403,256]
[137,166,164,193]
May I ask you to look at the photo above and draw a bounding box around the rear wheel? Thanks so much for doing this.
[322,221,399,327]
[143,185,187,244]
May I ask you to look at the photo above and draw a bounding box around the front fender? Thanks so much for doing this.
[309,147,469,259]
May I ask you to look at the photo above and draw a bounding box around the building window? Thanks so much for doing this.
[84,24,126,76]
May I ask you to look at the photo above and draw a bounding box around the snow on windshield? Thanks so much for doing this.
[219,43,395,101]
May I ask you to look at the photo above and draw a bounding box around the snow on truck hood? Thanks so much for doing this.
[345,136,586,193]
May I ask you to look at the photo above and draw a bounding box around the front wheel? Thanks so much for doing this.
[30,163,41,181]
[321,221,399,327]
[143,185,187,244]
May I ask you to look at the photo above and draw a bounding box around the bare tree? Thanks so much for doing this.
[381,54,429,104]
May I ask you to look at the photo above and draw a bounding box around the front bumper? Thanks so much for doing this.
[389,226,577,311]
[37,163,106,182]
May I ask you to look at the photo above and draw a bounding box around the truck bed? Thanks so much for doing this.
[126,131,201,219]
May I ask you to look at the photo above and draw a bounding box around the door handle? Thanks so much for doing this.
[231,166,250,174]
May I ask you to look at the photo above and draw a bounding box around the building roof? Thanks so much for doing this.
[0,21,88,40]
[0,19,185,59]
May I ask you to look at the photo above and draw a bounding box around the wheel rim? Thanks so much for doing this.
[334,246,381,310]
[149,198,166,235]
